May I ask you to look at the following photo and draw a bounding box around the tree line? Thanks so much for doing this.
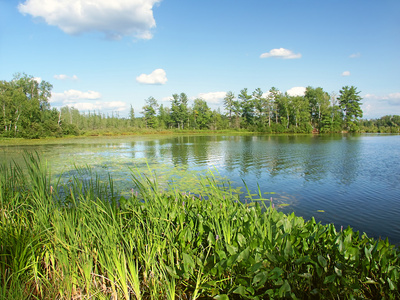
[0,73,399,138]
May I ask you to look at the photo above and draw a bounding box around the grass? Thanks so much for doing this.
[0,129,263,146]
[0,153,399,299]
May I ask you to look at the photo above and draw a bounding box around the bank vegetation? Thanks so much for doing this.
[1,154,399,299]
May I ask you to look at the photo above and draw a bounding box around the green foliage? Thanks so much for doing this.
[1,155,399,299]
[193,98,212,129]
[338,86,363,132]
[142,96,159,129]
[171,93,189,129]
[3,73,399,137]
[238,88,255,127]
[305,86,330,129]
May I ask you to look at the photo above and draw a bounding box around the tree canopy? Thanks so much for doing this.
[1,73,398,138]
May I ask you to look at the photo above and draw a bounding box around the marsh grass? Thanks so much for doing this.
[0,154,399,299]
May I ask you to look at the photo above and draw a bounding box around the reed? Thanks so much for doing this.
[0,154,399,299]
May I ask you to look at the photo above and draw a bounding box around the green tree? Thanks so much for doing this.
[321,91,343,133]
[13,73,52,111]
[0,80,26,136]
[192,98,212,129]
[290,95,311,132]
[305,86,330,129]
[252,88,266,128]
[171,93,189,129]
[129,105,135,127]
[1,73,54,138]
[268,87,281,125]
[232,99,242,129]
[238,88,254,127]
[223,91,235,127]
[338,86,363,132]
[276,94,291,128]
[158,104,172,129]
[142,96,159,129]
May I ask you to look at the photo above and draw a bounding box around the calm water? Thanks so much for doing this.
[1,134,399,245]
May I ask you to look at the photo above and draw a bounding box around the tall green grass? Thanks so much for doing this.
[0,154,399,299]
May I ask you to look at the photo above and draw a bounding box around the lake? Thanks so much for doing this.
[1,133,399,245]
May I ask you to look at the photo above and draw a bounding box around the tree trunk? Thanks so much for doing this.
[3,103,6,132]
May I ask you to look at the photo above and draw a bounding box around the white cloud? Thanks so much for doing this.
[54,74,79,80]
[341,71,351,76]
[51,89,102,103]
[364,92,400,105]
[51,89,128,112]
[18,0,160,40]
[286,87,306,97]
[161,96,173,103]
[66,101,128,112]
[260,48,301,59]
[349,52,361,58]
[54,74,68,80]
[33,77,42,83]
[136,69,167,85]
[262,92,271,98]
[362,92,400,118]
[197,92,226,104]
[388,92,400,101]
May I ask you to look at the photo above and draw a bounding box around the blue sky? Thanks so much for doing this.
[1,0,399,118]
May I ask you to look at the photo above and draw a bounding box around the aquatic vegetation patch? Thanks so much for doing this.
[0,154,399,299]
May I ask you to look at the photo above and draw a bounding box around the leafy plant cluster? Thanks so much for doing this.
[1,154,399,299]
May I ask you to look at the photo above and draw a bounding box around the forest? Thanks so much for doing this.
[1,73,399,138]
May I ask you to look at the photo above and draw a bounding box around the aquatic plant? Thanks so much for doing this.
[0,154,399,299]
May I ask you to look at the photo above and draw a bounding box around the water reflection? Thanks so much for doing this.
[170,136,190,167]
[0,134,399,244]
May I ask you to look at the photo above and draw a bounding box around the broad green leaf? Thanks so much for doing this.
[164,265,179,279]
[284,240,293,258]
[217,250,227,260]
[214,294,229,300]
[237,233,246,247]
[363,278,378,284]
[294,256,311,265]
[266,253,278,264]
[269,267,283,280]
[250,262,263,274]
[252,271,268,287]
[323,274,336,284]
[237,247,250,263]
[334,266,342,277]
[226,253,239,267]
[388,278,395,290]
[208,232,216,245]
[278,280,291,297]
[232,286,247,296]
[226,244,238,255]
[298,273,312,279]
[318,255,327,268]
[182,253,195,271]
[364,246,372,262]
